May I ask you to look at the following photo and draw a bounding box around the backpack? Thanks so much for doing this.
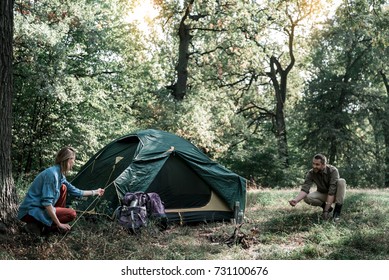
[116,191,167,233]
[147,192,168,230]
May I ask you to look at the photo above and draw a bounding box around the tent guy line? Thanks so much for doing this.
[57,180,115,243]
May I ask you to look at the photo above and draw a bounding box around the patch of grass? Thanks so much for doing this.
[1,188,388,260]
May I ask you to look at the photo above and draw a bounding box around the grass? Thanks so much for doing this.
[1,188,388,260]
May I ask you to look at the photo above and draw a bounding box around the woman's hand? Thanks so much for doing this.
[88,188,105,197]
[95,188,105,197]
[57,223,71,231]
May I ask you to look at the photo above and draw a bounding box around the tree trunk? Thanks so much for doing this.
[380,70,389,187]
[266,60,290,167]
[169,1,194,101]
[264,15,297,167]
[0,0,17,226]
[174,6,191,100]
[266,52,293,167]
[274,72,289,167]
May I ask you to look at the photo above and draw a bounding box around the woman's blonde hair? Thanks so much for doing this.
[55,146,76,174]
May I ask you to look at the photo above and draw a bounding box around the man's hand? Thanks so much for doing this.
[288,191,307,207]
[321,211,329,220]
[289,199,297,207]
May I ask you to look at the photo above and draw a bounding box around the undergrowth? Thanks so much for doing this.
[1,188,388,260]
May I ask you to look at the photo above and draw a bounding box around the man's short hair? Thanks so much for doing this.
[313,153,327,164]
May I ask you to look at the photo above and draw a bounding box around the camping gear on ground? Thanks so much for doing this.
[146,192,168,228]
[70,129,246,224]
[116,191,167,233]
[117,203,147,234]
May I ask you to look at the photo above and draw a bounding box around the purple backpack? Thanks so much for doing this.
[147,192,168,230]
[117,192,167,233]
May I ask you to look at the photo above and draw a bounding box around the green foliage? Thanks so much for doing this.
[296,0,389,187]
[12,0,150,172]
[10,0,389,188]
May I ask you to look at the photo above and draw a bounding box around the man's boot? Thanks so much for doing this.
[333,203,343,222]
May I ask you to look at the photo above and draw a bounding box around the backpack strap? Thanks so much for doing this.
[145,193,152,216]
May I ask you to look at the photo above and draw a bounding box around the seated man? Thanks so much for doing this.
[288,153,346,221]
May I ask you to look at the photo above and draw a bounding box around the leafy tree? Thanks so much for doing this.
[145,0,327,185]
[235,0,324,167]
[12,0,147,173]
[298,0,389,187]
[366,1,389,187]
[140,0,253,156]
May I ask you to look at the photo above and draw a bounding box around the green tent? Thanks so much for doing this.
[71,129,246,223]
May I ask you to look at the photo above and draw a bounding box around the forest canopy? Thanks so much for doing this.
[10,0,389,188]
